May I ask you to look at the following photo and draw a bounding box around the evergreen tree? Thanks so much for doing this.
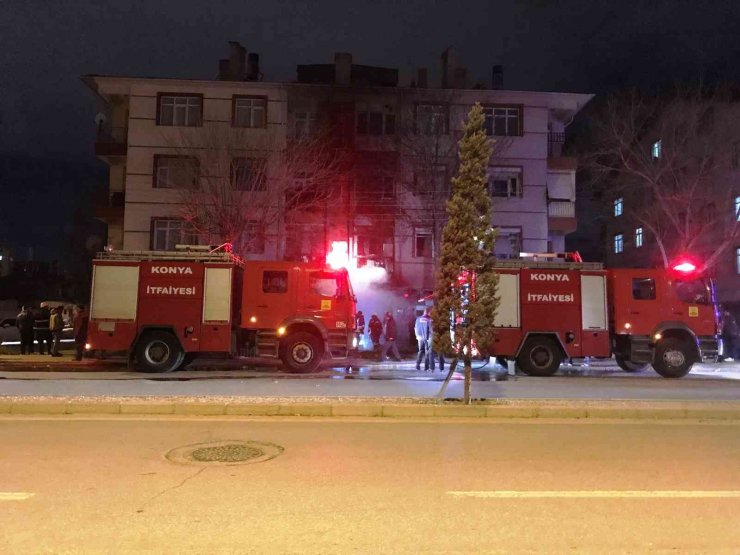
[431,103,499,404]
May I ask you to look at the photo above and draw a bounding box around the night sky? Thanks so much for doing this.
[1,0,739,260]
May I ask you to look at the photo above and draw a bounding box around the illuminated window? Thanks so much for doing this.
[414,228,433,257]
[736,247,740,275]
[483,106,521,136]
[158,95,202,126]
[635,227,643,248]
[233,96,267,128]
[488,167,523,198]
[735,196,740,221]
[651,139,662,159]
[614,197,623,217]
[614,233,623,253]
[153,156,199,189]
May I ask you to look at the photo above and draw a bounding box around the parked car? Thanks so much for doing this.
[0,316,75,347]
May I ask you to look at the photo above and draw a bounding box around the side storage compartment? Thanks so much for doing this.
[88,263,140,351]
[200,265,234,352]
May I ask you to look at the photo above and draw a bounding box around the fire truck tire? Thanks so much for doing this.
[615,356,649,373]
[134,331,183,373]
[652,338,693,378]
[517,337,562,377]
[279,332,323,373]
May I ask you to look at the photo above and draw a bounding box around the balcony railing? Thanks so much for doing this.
[548,131,565,157]
[548,200,575,218]
[95,125,127,157]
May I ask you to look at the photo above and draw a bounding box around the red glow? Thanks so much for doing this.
[672,261,697,273]
[326,241,350,269]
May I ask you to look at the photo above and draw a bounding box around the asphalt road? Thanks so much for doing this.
[0,417,738,553]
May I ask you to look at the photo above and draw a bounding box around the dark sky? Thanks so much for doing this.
[2,0,740,159]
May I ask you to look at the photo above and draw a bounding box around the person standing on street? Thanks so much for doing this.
[414,309,431,371]
[355,310,365,350]
[73,304,89,361]
[49,305,64,357]
[369,314,383,351]
[380,311,402,362]
[16,306,35,355]
[34,303,52,355]
[721,309,739,361]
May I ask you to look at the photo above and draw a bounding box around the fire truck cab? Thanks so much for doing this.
[87,249,356,373]
[486,253,719,378]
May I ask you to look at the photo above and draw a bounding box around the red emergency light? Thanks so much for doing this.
[672,261,696,273]
[670,256,701,278]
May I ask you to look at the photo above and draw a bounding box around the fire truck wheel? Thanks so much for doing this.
[134,331,183,373]
[279,331,323,373]
[615,356,649,373]
[652,338,693,378]
[517,337,562,377]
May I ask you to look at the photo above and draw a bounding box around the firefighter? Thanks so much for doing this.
[34,303,52,355]
[369,314,383,351]
[16,306,35,355]
[380,311,402,362]
[355,310,365,349]
[414,309,431,371]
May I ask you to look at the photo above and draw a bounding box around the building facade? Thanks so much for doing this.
[83,44,592,290]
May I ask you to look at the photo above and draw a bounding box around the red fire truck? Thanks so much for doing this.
[86,248,357,373]
[484,253,719,378]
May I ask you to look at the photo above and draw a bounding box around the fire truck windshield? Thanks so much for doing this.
[675,278,712,305]
[309,271,349,299]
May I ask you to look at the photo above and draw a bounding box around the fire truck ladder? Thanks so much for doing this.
[95,248,243,265]
[494,251,604,271]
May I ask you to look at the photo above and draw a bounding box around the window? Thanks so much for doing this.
[151,219,197,250]
[153,156,199,189]
[230,158,267,191]
[488,167,523,198]
[736,247,740,274]
[635,227,643,248]
[675,280,710,305]
[158,94,202,126]
[494,227,522,259]
[735,196,740,221]
[416,104,448,135]
[651,139,662,159]
[632,278,656,300]
[614,197,623,217]
[262,271,288,293]
[414,164,448,197]
[614,233,623,253]
[356,105,396,136]
[242,221,265,254]
[233,96,267,128]
[483,106,521,136]
[414,228,432,257]
[294,112,319,138]
[379,176,394,200]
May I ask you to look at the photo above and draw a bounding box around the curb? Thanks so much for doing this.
[0,398,738,420]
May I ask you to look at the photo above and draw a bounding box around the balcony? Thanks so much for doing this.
[548,200,577,233]
[94,192,125,224]
[547,131,578,171]
[95,125,127,158]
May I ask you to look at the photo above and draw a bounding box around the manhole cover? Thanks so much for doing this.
[166,440,283,466]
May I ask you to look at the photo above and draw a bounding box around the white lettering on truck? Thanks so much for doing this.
[527,293,574,303]
[146,285,196,295]
[530,273,569,282]
[151,266,193,275]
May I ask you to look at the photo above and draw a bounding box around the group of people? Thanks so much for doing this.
[354,309,444,369]
[15,304,89,360]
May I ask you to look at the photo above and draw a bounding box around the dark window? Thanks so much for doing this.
[414,229,432,257]
[483,106,521,136]
[488,167,522,198]
[158,95,202,126]
[262,271,288,293]
[416,104,449,135]
[233,96,267,128]
[356,108,395,136]
[632,278,656,300]
[675,280,710,305]
[230,158,266,191]
[153,156,199,189]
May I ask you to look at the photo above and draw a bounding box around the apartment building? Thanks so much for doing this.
[83,43,592,290]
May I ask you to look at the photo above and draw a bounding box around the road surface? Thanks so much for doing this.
[1,416,739,553]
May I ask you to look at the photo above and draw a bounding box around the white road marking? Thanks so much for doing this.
[448,490,740,499]
[0,492,35,501]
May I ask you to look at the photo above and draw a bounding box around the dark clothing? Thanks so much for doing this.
[50,309,64,356]
[429,350,445,371]
[355,313,365,334]
[721,312,739,360]
[416,339,429,370]
[381,315,401,361]
[383,316,398,341]
[17,310,35,354]
[369,316,383,349]
[414,315,432,370]
[74,309,89,361]
[33,307,52,355]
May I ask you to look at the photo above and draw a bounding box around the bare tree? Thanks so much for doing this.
[584,87,740,270]
[164,125,346,257]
